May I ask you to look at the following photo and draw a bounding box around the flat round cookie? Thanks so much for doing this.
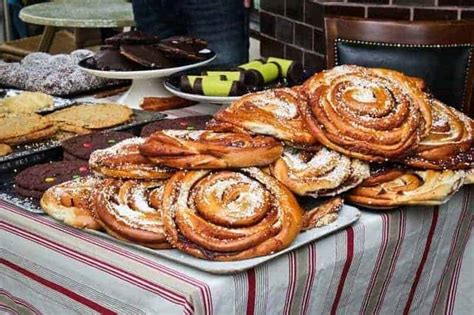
[47,103,133,129]
[140,115,212,137]
[0,91,54,113]
[0,113,53,142]
[15,161,91,199]
[62,131,134,161]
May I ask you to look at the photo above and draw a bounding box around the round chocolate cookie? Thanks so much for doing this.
[15,161,91,199]
[62,131,134,161]
[140,115,212,137]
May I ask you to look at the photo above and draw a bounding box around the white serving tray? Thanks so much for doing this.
[87,204,361,274]
[163,80,241,105]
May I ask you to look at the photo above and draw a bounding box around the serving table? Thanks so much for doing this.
[1,103,473,314]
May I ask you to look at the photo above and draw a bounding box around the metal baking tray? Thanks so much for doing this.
[0,88,74,114]
[0,108,166,172]
[86,203,360,274]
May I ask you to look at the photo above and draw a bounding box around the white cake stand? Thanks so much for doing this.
[79,52,216,109]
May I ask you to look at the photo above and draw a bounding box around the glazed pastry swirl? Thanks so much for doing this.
[209,88,316,146]
[301,65,433,162]
[161,167,303,261]
[271,147,370,197]
[139,130,283,169]
[346,168,466,209]
[92,179,170,248]
[89,137,174,179]
[403,100,474,170]
[40,176,101,230]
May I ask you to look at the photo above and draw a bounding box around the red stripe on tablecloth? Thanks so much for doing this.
[301,243,316,315]
[374,209,406,313]
[360,213,389,314]
[445,218,472,315]
[3,223,190,310]
[403,208,439,314]
[330,227,355,315]
[0,289,41,315]
[430,191,470,314]
[246,269,256,315]
[1,258,115,314]
[283,252,297,315]
[1,202,209,315]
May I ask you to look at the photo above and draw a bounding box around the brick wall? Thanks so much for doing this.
[259,0,474,73]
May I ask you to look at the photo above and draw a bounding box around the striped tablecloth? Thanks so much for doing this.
[1,104,473,314]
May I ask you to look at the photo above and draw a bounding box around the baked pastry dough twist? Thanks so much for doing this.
[271,147,370,197]
[301,197,343,231]
[89,138,174,179]
[301,65,433,162]
[403,100,473,170]
[208,88,316,146]
[40,177,101,230]
[346,168,466,209]
[139,130,283,169]
[161,167,303,260]
[92,179,170,248]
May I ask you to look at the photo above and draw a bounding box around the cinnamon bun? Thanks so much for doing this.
[139,130,283,169]
[403,100,473,170]
[346,168,465,209]
[89,138,174,179]
[301,65,433,162]
[92,179,170,248]
[161,167,303,260]
[209,88,316,146]
[301,197,343,230]
[40,176,102,230]
[271,147,370,197]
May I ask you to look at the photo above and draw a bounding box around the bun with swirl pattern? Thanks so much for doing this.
[161,167,303,260]
[346,168,466,209]
[208,88,316,146]
[40,176,102,230]
[301,65,433,162]
[403,100,474,170]
[92,179,170,248]
[139,130,283,169]
[271,147,370,197]
[89,137,175,179]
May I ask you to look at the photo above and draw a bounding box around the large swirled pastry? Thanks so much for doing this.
[89,137,174,179]
[161,167,303,260]
[40,176,101,230]
[208,88,316,146]
[301,65,433,162]
[92,179,170,248]
[346,168,466,209]
[139,130,283,169]
[271,147,370,197]
[403,100,474,170]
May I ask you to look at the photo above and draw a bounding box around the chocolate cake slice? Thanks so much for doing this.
[120,44,176,69]
[105,30,161,47]
[91,46,147,71]
[157,36,208,61]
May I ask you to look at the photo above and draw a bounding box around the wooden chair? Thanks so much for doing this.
[324,17,474,116]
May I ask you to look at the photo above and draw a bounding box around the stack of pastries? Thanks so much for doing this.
[40,65,474,261]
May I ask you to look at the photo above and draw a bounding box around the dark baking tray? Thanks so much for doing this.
[0,109,166,172]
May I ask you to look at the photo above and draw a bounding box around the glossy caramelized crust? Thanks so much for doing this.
[301,197,343,231]
[209,88,316,145]
[403,100,474,170]
[89,138,174,179]
[301,65,433,162]
[92,179,170,248]
[139,130,283,169]
[271,147,370,197]
[161,168,303,261]
[346,168,466,209]
[40,177,102,230]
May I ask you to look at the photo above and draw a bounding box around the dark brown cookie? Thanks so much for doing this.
[140,115,212,137]
[62,131,135,161]
[15,161,91,199]
[92,46,147,71]
[105,31,161,47]
[120,44,175,69]
[157,36,208,61]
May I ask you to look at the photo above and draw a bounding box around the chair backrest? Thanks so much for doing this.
[324,17,474,116]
